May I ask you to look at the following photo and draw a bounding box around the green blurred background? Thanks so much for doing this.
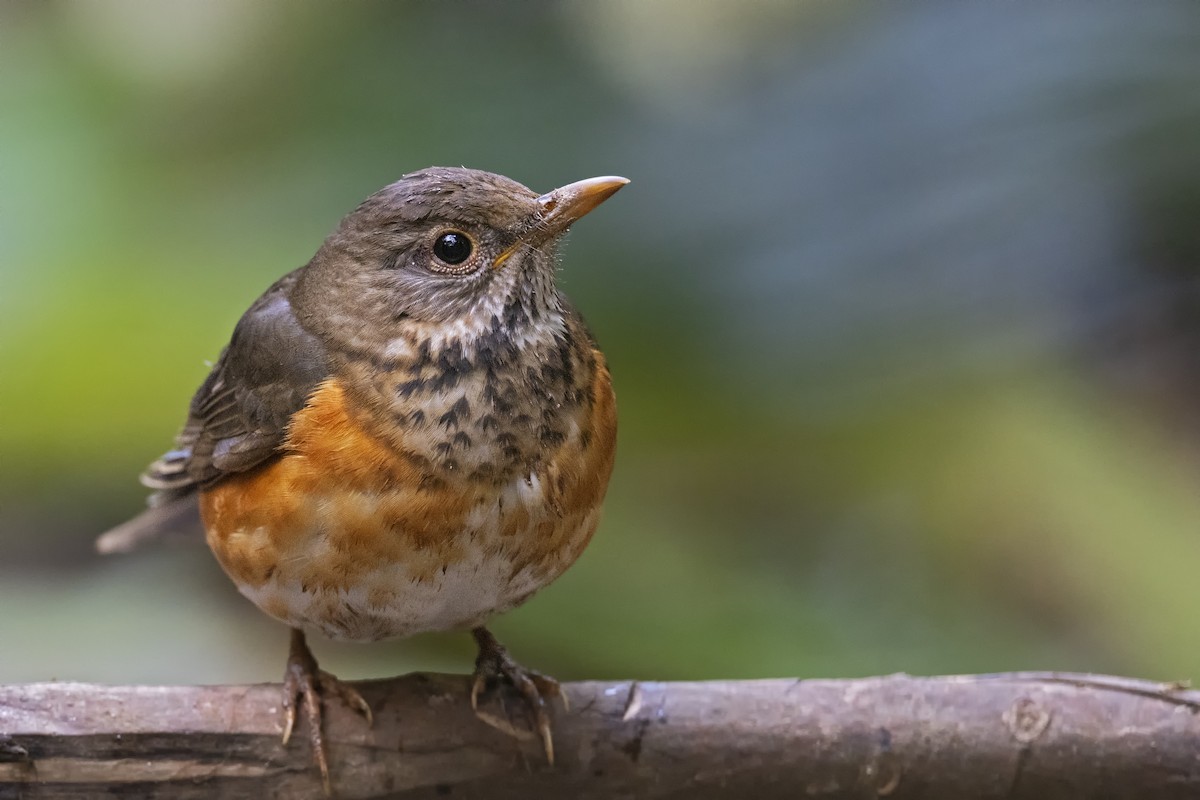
[4,1,1200,687]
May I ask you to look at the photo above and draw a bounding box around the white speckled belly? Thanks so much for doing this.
[232,478,602,643]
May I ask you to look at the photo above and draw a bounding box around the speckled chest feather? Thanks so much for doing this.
[198,310,617,642]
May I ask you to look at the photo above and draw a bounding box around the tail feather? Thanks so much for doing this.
[95,492,203,554]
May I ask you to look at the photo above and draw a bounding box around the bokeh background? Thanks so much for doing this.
[4,1,1200,686]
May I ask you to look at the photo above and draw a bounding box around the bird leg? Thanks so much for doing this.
[469,626,563,764]
[281,628,373,795]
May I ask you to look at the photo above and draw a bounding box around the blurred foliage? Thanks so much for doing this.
[4,1,1200,686]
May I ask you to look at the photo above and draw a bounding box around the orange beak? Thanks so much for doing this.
[494,175,630,269]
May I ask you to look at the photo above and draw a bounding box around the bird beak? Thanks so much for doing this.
[535,175,630,236]
[494,175,629,269]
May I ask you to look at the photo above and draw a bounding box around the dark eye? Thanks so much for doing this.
[433,231,473,265]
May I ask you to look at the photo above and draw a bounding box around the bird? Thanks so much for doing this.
[96,167,626,793]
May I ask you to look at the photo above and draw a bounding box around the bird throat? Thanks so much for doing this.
[336,294,595,489]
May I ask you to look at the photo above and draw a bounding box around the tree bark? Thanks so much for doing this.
[2,671,1199,799]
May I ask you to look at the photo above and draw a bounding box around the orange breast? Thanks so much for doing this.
[201,379,474,591]
[198,362,616,642]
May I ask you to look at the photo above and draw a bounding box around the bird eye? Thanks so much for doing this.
[432,231,473,266]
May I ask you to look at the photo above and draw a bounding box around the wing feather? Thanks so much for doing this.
[100,268,331,551]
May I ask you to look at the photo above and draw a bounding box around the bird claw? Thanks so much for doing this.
[470,627,562,765]
[318,669,374,727]
[472,707,538,742]
[281,629,372,796]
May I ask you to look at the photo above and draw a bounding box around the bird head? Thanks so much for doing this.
[294,167,627,349]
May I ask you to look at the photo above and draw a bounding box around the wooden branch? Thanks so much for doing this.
[3,671,1200,799]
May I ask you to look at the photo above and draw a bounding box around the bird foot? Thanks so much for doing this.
[281,628,372,796]
[469,626,563,765]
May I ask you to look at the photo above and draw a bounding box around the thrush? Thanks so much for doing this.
[97,167,626,793]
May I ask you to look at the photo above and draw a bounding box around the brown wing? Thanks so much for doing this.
[97,269,331,554]
[144,268,332,494]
